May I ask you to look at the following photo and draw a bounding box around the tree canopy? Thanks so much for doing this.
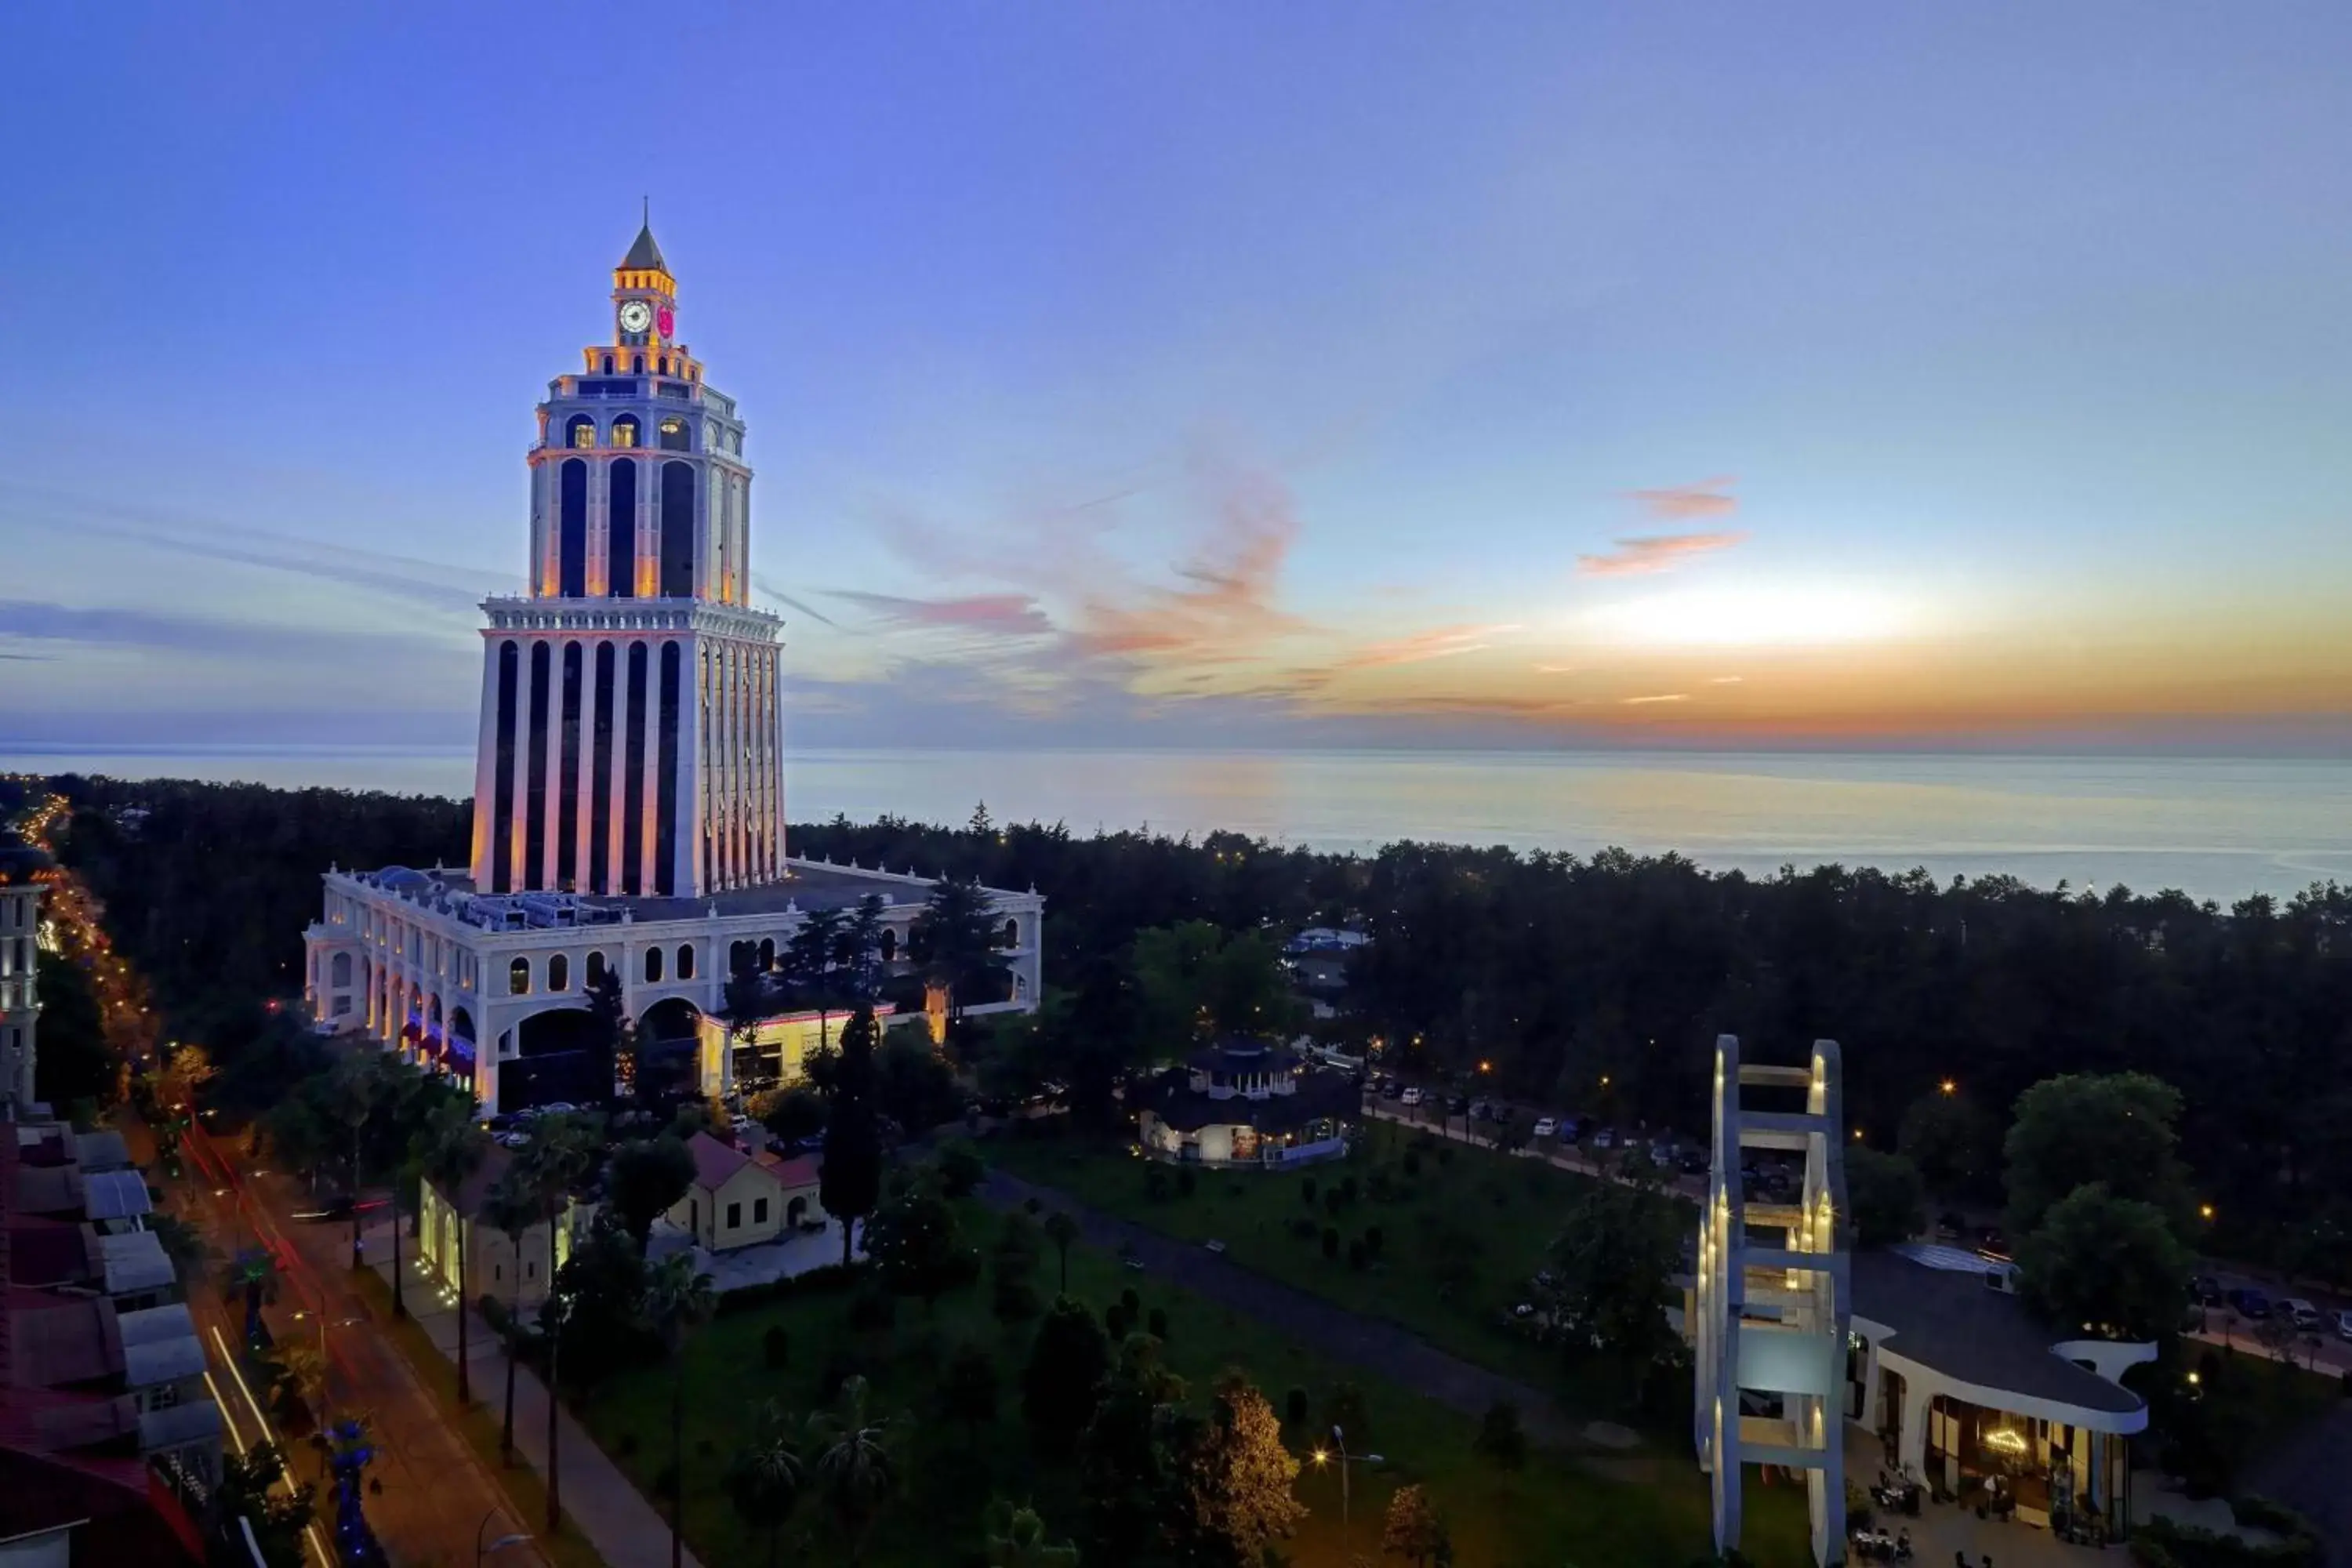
[2014,1182,2194,1341]
[1844,1146,1926,1249]
[2005,1072,2194,1239]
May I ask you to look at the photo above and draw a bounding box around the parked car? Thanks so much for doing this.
[2281,1298,2323,1330]
[1400,1087,1422,1106]
[2192,1276,2224,1307]
[2227,1288,2272,1319]
[1380,1080,1403,1100]
[2335,1308,2352,1342]
[1470,1100,1493,1120]
[1592,1127,1616,1149]
[1531,1116,1558,1140]
[1651,1138,1679,1164]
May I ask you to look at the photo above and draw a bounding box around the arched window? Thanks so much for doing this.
[658,417,689,452]
[657,356,670,376]
[586,950,606,988]
[632,354,644,373]
[730,939,754,975]
[677,943,696,981]
[565,415,597,449]
[645,946,664,983]
[601,354,614,374]
[509,957,531,996]
[880,928,898,963]
[1001,917,1020,949]
[558,459,588,597]
[608,458,638,598]
[611,415,639,448]
[330,952,352,987]
[757,937,775,971]
[658,462,696,595]
[548,953,569,992]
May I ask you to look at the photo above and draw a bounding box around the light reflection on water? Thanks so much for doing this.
[5,745,2347,902]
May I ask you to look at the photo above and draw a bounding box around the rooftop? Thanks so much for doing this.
[1143,1067,1359,1135]
[1849,1249,2143,1417]
[686,1131,754,1191]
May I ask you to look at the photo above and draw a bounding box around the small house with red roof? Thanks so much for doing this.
[665,1132,825,1251]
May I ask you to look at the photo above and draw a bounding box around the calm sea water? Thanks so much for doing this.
[5,744,2347,903]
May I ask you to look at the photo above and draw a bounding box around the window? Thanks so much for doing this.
[726,1202,741,1230]
[758,937,775,971]
[676,943,695,980]
[509,957,531,996]
[586,951,606,988]
[658,463,695,594]
[601,354,614,374]
[608,457,638,597]
[612,415,639,448]
[880,928,898,963]
[548,953,569,992]
[565,414,597,449]
[753,1197,768,1224]
[658,356,670,376]
[330,952,352,987]
[632,354,644,373]
[646,946,664,983]
[526,1260,536,1279]
[658,417,689,452]
[1001,917,1019,948]
[558,460,589,597]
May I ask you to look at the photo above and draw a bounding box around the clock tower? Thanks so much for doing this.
[466,216,782,900]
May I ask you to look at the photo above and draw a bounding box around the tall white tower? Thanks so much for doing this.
[0,833,48,1111]
[467,218,785,899]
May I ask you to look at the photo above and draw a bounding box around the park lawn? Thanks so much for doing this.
[571,1200,1807,1568]
[988,1122,1666,1400]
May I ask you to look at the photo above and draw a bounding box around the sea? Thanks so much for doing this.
[4,745,2347,905]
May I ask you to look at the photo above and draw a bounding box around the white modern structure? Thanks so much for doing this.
[0,831,47,1112]
[1134,1040,1356,1167]
[1692,1035,1850,1568]
[303,220,1042,1113]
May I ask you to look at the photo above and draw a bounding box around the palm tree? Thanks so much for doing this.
[640,1251,717,1568]
[326,1054,381,1275]
[804,1374,906,1566]
[725,1399,806,1568]
[1043,1211,1079,1295]
[510,1112,599,1521]
[223,1246,277,1348]
[419,1103,490,1404]
[483,1172,539,1466]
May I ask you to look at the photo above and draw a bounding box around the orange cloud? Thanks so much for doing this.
[1628,477,1737,521]
[830,590,1054,636]
[1073,457,1312,666]
[1335,622,1517,672]
[1577,530,1748,578]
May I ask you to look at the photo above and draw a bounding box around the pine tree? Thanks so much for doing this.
[821,1004,885,1266]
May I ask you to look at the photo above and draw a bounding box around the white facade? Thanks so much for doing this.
[1692,1035,1850,1568]
[299,221,1043,1113]
[0,848,45,1110]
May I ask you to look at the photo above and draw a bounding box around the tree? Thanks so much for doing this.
[865,1176,980,1313]
[755,1083,826,1145]
[782,906,848,1039]
[725,1399,806,1568]
[1185,1374,1305,1562]
[983,1499,1080,1568]
[419,1109,490,1401]
[586,968,635,1102]
[326,1052,386,1274]
[213,1441,317,1568]
[1043,1210,1080,1295]
[1078,1332,1191,1565]
[484,1172,541,1468]
[1542,1179,1686,1406]
[640,1251,717,1568]
[2005,1073,2193,1240]
[838,895,890,1001]
[1381,1484,1446,1567]
[1023,1296,1112,1455]
[1896,1089,2000,1200]
[725,946,775,1084]
[608,1136,696,1250]
[805,1374,906,1566]
[941,1342,1001,1441]
[1473,1399,1527,1471]
[821,1004,886,1266]
[551,1207,655,1396]
[33,951,118,1109]
[912,876,1005,1030]
[2014,1182,2193,1341]
[936,1138,985,1200]
[1843,1146,1926,1249]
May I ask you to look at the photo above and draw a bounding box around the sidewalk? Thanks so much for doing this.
[366,1217,701,1568]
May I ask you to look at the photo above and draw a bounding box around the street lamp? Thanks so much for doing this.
[1327,1424,1351,1530]
[476,1508,531,1565]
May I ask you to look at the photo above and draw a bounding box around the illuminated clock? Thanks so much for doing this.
[618,300,653,335]
[655,305,674,338]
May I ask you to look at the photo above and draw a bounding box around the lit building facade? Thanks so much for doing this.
[0,832,49,1112]
[303,221,1042,1113]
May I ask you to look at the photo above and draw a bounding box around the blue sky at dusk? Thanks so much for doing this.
[4,4,2350,753]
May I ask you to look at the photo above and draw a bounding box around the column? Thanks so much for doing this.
[539,639,564,891]
[467,633,499,885]
[638,642,662,896]
[573,641,596,891]
[505,641,531,895]
[606,635,632,896]
[676,637,703,897]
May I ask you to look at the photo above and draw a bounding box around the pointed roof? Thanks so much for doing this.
[620,216,670,274]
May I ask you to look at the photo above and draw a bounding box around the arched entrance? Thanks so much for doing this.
[502,1006,604,1111]
[636,996,703,1102]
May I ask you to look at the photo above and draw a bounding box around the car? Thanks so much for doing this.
[2281,1298,2323,1330]
[1592,1127,1615,1149]
[2192,1276,2224,1307]
[1399,1087,1422,1106]
[1530,1116,1558,1140]
[1380,1080,1403,1100]
[2335,1308,2352,1342]
[1470,1100,1493,1120]
[2227,1287,2271,1319]
[310,1017,341,1037]
[1204,1239,1227,1254]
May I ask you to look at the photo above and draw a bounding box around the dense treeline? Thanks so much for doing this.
[42,779,2352,1273]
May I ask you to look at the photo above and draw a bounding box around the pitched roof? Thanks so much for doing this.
[686,1131,754,1192]
[619,222,669,273]
[753,1150,821,1190]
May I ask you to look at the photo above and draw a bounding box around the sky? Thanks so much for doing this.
[3,3,2350,756]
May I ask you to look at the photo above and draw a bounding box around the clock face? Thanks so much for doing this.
[655,305,675,338]
[618,300,653,335]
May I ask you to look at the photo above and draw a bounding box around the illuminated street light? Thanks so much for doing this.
[1938,1079,1956,1096]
